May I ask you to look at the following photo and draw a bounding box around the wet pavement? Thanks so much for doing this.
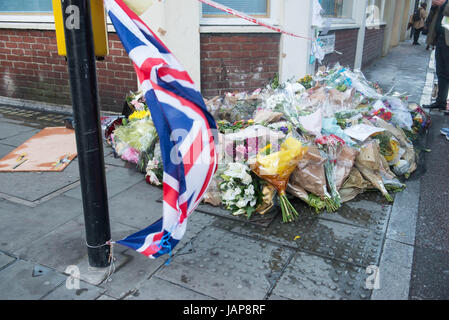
[0,39,447,300]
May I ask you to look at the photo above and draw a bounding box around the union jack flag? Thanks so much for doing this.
[105,0,217,258]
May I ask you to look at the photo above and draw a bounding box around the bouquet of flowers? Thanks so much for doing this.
[251,137,308,222]
[298,75,314,90]
[217,119,255,134]
[315,134,346,212]
[125,91,147,113]
[112,110,158,164]
[219,162,263,219]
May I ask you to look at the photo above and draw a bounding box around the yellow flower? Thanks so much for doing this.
[129,110,151,120]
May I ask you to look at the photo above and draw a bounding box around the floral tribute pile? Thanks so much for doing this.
[102,64,430,222]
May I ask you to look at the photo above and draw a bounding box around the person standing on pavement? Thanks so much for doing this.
[410,3,428,45]
[424,0,449,114]
[425,4,439,50]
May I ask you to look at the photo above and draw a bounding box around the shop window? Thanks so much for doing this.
[320,0,354,19]
[202,0,269,17]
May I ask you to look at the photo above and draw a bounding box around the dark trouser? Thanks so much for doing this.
[435,34,449,107]
[414,27,423,44]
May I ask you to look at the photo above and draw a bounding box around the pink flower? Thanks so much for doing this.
[121,147,140,164]
[235,144,247,155]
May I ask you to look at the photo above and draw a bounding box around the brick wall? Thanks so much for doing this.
[320,28,359,70]
[200,33,280,98]
[0,29,136,113]
[362,25,385,69]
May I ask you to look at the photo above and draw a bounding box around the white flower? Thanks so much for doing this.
[146,158,159,171]
[241,173,252,185]
[236,198,249,208]
[232,208,246,216]
[146,171,161,186]
[265,94,286,110]
[244,184,255,196]
[223,163,253,185]
[222,187,241,201]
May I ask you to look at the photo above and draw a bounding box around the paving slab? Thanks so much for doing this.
[0,251,16,270]
[42,281,105,300]
[312,193,392,232]
[155,226,293,300]
[108,180,164,229]
[0,122,37,141]
[0,195,83,252]
[212,214,384,267]
[104,152,132,167]
[271,252,372,300]
[96,294,117,300]
[0,259,66,300]
[268,294,290,300]
[371,239,414,300]
[0,128,41,148]
[195,201,280,228]
[100,248,167,299]
[363,40,430,103]
[126,276,214,300]
[0,143,15,159]
[64,165,144,200]
[0,161,80,202]
[93,204,216,298]
[15,215,138,277]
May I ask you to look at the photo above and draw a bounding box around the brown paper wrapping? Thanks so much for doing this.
[255,184,277,215]
[335,145,359,190]
[203,175,222,207]
[339,168,374,203]
[354,141,390,199]
[253,109,284,124]
[286,183,309,203]
[288,145,328,199]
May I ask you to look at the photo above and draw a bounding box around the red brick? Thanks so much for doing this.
[9,36,23,42]
[107,62,124,71]
[200,43,221,51]
[113,56,131,65]
[11,49,24,56]
[208,51,231,59]
[38,64,53,71]
[230,50,251,58]
[5,42,18,49]
[114,71,133,79]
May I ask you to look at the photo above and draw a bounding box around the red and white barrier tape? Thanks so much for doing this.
[198,0,312,41]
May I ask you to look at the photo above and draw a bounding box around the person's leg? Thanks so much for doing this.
[414,28,422,44]
[413,29,420,44]
[435,37,449,108]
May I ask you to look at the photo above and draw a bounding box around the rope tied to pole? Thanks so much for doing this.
[85,240,116,283]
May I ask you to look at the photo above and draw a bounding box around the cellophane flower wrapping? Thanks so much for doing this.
[251,137,308,222]
[316,134,346,211]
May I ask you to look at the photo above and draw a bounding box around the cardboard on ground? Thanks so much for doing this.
[0,127,77,172]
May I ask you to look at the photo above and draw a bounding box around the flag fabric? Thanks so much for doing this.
[105,0,217,259]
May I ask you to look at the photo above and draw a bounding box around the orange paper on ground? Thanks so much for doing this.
[0,127,77,172]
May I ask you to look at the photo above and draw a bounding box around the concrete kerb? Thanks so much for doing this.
[371,49,434,300]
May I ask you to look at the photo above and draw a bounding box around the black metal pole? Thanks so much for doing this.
[61,0,111,268]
